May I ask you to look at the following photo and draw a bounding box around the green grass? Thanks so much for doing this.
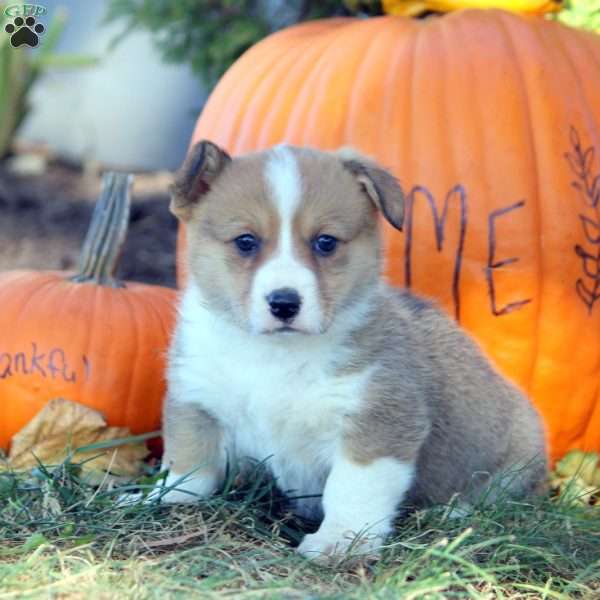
[0,460,598,599]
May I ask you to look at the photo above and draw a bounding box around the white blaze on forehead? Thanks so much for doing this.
[249,146,323,334]
[265,146,302,223]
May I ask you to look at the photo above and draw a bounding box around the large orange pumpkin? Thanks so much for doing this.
[180,10,600,461]
[0,173,176,450]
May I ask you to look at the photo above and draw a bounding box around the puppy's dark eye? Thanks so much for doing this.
[312,234,338,257]
[234,233,260,256]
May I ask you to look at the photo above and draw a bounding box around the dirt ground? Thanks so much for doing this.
[0,157,178,288]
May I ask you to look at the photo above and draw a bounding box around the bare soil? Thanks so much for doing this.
[0,158,178,288]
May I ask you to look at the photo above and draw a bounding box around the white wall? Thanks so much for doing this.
[18,0,207,170]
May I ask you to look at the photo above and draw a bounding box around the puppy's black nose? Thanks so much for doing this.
[267,288,301,322]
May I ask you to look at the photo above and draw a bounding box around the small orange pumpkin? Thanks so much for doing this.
[0,173,176,450]
[180,10,600,461]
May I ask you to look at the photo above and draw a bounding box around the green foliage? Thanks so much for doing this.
[104,1,381,86]
[553,0,600,33]
[104,0,266,86]
[0,1,97,159]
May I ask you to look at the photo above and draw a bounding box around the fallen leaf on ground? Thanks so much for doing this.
[554,449,600,486]
[2,398,150,482]
[551,449,600,511]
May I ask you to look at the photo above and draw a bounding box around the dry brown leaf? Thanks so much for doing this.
[5,398,149,481]
[8,398,105,460]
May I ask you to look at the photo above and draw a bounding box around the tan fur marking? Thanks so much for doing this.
[186,151,281,329]
[291,149,382,328]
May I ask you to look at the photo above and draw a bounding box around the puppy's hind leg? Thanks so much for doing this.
[499,400,549,499]
[157,398,226,503]
[467,401,548,508]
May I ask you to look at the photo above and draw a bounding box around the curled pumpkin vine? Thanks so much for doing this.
[565,126,600,313]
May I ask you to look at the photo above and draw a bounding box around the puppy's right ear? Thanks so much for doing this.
[170,140,231,221]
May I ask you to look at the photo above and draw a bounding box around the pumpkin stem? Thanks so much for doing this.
[71,172,134,287]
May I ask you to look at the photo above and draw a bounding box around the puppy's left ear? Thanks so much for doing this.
[171,140,231,221]
[339,149,404,231]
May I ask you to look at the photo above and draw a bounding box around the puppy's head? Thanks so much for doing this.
[172,141,403,335]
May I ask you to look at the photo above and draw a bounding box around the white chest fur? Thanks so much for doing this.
[169,285,374,514]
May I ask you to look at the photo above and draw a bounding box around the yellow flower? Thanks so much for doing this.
[383,0,562,16]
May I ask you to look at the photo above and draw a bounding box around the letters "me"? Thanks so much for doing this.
[402,184,531,321]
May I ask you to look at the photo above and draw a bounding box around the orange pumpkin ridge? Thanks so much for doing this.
[178,10,600,462]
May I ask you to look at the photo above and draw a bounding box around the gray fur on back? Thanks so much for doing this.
[342,285,548,507]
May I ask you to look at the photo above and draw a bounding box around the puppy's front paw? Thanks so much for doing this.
[117,471,216,506]
[116,491,145,506]
[116,484,197,506]
[297,528,383,562]
[150,486,203,504]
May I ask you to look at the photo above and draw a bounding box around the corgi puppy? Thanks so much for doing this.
[159,141,548,559]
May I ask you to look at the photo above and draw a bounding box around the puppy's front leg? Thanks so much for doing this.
[158,398,226,503]
[297,448,414,560]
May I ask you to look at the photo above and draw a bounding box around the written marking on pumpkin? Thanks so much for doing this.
[565,127,600,314]
[403,185,531,321]
[0,343,90,383]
